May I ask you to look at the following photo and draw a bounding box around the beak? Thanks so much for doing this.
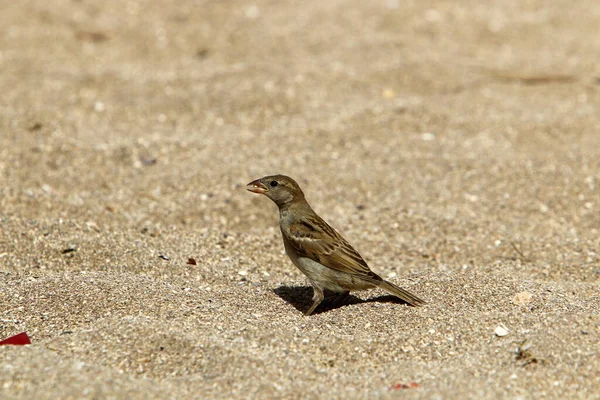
[246,179,268,194]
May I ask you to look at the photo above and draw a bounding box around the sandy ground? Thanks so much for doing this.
[1,0,599,398]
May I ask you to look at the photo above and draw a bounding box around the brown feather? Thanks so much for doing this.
[284,212,381,281]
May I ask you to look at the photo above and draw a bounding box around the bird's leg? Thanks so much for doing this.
[305,285,324,315]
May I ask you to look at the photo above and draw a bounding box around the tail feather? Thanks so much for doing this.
[377,279,425,306]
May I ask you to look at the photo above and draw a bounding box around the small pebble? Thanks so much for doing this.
[421,132,436,141]
[382,89,395,98]
[512,291,533,305]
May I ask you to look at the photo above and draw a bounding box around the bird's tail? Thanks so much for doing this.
[377,279,425,306]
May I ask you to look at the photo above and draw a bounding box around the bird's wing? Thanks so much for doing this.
[284,214,380,280]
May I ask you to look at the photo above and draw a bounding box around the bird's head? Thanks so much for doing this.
[246,175,305,208]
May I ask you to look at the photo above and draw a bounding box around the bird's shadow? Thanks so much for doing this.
[273,285,408,315]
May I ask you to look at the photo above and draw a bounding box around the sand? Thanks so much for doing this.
[1,0,599,398]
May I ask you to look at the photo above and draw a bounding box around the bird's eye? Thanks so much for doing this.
[270,180,278,187]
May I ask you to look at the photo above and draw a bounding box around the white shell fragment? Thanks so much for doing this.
[494,324,509,337]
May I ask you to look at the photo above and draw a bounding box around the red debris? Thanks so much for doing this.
[187,258,197,265]
[389,382,420,390]
[0,332,31,346]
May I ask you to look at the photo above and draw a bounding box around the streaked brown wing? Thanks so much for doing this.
[285,215,379,280]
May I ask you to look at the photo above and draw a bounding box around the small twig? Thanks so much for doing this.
[510,241,531,262]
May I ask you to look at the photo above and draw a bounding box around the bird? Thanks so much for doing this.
[246,174,425,315]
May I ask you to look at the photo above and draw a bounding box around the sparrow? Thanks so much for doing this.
[246,174,425,315]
